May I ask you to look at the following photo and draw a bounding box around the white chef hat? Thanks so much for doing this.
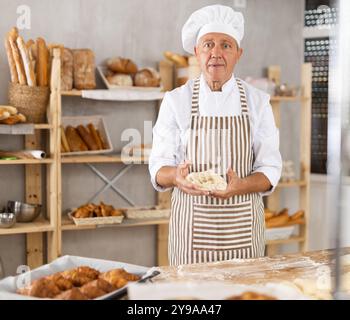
[182,5,244,54]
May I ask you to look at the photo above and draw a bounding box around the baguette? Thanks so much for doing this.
[65,126,88,152]
[96,129,107,149]
[87,123,102,149]
[26,39,36,76]
[17,36,36,86]
[4,35,19,83]
[60,126,70,152]
[36,37,49,86]
[8,36,27,85]
[76,125,99,150]
[264,212,275,220]
[290,210,304,221]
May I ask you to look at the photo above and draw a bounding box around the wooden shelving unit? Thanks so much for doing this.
[0,50,60,269]
[265,63,312,256]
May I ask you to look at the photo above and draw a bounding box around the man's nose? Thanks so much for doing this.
[210,45,222,59]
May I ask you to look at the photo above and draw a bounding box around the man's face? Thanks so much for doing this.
[194,33,243,83]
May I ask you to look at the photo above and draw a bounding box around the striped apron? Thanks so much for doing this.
[169,77,265,266]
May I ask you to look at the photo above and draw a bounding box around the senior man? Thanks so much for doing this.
[149,5,282,266]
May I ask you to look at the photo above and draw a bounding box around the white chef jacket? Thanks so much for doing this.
[149,73,282,196]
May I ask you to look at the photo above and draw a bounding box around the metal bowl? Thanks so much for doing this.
[0,212,16,228]
[7,201,42,223]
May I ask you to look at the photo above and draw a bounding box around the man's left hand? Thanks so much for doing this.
[209,167,244,199]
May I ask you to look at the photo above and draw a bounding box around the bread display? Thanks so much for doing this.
[134,68,161,87]
[72,202,124,219]
[61,122,109,153]
[265,208,305,228]
[17,265,140,300]
[186,170,227,191]
[107,57,138,74]
[0,105,26,124]
[73,49,96,90]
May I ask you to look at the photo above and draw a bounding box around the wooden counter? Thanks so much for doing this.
[154,248,350,299]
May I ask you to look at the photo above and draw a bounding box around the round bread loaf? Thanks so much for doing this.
[107,73,133,86]
[134,68,160,87]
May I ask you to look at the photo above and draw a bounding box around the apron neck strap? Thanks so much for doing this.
[190,77,249,116]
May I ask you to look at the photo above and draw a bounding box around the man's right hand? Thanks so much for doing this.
[173,163,209,196]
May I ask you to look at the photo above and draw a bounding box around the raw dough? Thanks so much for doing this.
[186,170,227,191]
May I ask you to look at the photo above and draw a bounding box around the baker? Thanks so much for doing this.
[149,5,282,265]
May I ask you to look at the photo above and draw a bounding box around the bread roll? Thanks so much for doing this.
[76,125,99,150]
[134,68,160,87]
[106,73,133,86]
[87,123,103,149]
[36,37,49,86]
[107,57,137,74]
[0,113,26,125]
[4,35,19,83]
[164,51,188,67]
[73,49,96,90]
[65,126,88,152]
[61,48,73,91]
[0,106,17,115]
[17,36,36,86]
[8,36,27,85]
[0,110,10,121]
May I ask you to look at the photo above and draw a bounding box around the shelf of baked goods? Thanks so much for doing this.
[0,158,54,165]
[0,218,53,236]
[61,216,169,231]
[61,154,148,164]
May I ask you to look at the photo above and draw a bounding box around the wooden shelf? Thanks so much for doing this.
[0,158,54,165]
[61,90,82,96]
[61,216,169,231]
[0,218,53,236]
[34,124,53,130]
[266,236,305,245]
[270,96,309,102]
[61,154,148,164]
[277,180,307,188]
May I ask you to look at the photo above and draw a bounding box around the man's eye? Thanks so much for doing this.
[204,43,211,48]
[223,43,231,49]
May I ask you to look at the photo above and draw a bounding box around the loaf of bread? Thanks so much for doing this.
[36,37,49,86]
[76,125,99,150]
[106,73,133,86]
[96,129,107,149]
[60,126,70,152]
[73,49,96,90]
[17,36,36,86]
[87,123,103,149]
[65,126,88,152]
[107,57,137,74]
[61,48,73,91]
[134,68,160,87]
[4,35,19,83]
[164,51,188,67]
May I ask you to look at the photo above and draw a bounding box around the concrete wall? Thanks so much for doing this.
[0,0,305,277]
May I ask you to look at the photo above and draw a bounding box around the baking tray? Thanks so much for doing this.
[61,115,113,156]
[97,66,163,92]
[0,255,157,300]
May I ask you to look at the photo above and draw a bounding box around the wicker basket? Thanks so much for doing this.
[8,83,50,123]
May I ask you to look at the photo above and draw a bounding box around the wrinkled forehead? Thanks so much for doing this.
[197,32,238,46]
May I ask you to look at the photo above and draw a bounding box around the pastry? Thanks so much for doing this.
[0,113,26,124]
[0,105,18,115]
[46,273,73,291]
[134,68,160,87]
[0,110,10,121]
[106,57,137,74]
[65,126,88,152]
[73,49,96,89]
[55,288,88,300]
[79,279,114,299]
[99,268,140,288]
[61,267,98,287]
[76,125,99,150]
[106,73,133,86]
[17,278,61,298]
[226,291,277,300]
[186,170,227,191]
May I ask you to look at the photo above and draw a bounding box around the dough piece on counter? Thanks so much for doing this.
[73,49,96,90]
[186,170,227,191]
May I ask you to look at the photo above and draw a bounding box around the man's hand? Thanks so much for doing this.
[209,167,244,199]
[173,162,210,196]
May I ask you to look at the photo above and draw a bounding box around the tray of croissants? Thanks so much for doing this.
[0,255,157,300]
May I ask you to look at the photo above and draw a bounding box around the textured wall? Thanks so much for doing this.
[0,0,304,277]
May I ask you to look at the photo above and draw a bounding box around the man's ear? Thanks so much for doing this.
[238,47,243,59]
